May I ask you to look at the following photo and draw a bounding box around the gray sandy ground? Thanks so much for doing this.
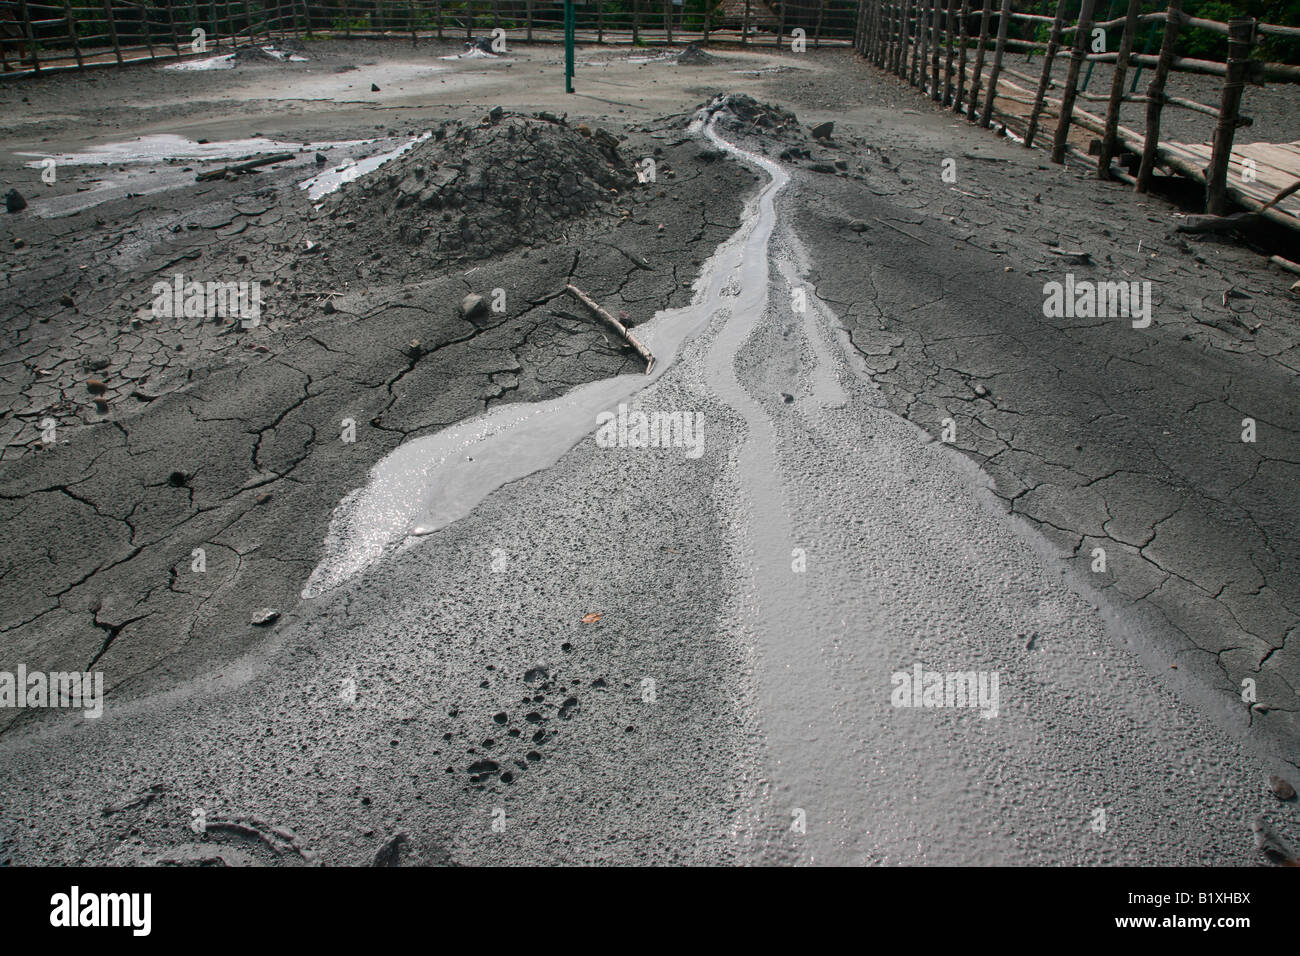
[0,43,1297,865]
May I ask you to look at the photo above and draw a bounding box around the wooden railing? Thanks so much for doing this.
[0,0,860,75]
[853,0,1300,221]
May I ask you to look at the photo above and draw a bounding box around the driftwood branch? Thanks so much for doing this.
[195,153,296,182]
[564,283,655,374]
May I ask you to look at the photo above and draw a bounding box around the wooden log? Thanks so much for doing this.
[1135,0,1181,191]
[966,0,994,122]
[1207,18,1256,215]
[1050,0,1097,164]
[1026,0,1067,148]
[1098,0,1142,177]
[195,152,295,181]
[979,0,1012,127]
[565,285,655,373]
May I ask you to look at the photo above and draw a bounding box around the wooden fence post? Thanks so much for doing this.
[979,0,1011,126]
[64,0,86,66]
[900,0,910,74]
[929,0,940,99]
[952,0,969,108]
[1206,17,1256,214]
[966,0,993,122]
[104,0,124,63]
[916,0,929,88]
[944,0,959,105]
[1097,0,1142,176]
[1135,0,1181,192]
[892,0,904,72]
[1050,0,1098,163]
[742,0,750,45]
[1025,0,1066,148]
[18,0,39,71]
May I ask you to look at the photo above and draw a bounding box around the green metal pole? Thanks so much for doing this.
[565,0,574,92]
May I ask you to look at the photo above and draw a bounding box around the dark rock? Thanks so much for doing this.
[811,121,834,139]
[1270,775,1297,801]
[371,83,380,92]
[5,189,26,213]
[460,293,487,318]
[372,832,408,867]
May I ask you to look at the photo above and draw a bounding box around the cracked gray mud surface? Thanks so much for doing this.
[0,43,1297,867]
[0,43,759,722]
[759,52,1300,761]
[0,95,1294,867]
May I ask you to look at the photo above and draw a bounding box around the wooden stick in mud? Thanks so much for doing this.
[195,153,296,181]
[564,284,655,374]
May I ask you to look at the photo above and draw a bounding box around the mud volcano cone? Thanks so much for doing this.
[319,114,638,264]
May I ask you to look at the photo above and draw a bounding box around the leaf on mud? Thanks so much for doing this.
[581,612,603,624]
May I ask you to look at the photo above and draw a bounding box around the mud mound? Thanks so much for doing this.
[676,43,719,66]
[319,113,636,263]
[233,45,286,63]
[705,93,801,136]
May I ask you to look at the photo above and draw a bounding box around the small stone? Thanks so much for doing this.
[12,238,24,248]
[1269,775,1297,801]
[60,293,75,307]
[810,121,834,139]
[86,379,107,395]
[834,159,848,171]
[5,189,26,213]
[849,219,868,232]
[781,392,794,404]
[1252,815,1298,865]
[315,152,327,164]
[371,83,380,92]
[576,124,591,137]
[973,384,990,397]
[487,105,504,123]
[250,608,280,627]
[372,832,407,867]
[460,293,487,318]
[809,162,837,174]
